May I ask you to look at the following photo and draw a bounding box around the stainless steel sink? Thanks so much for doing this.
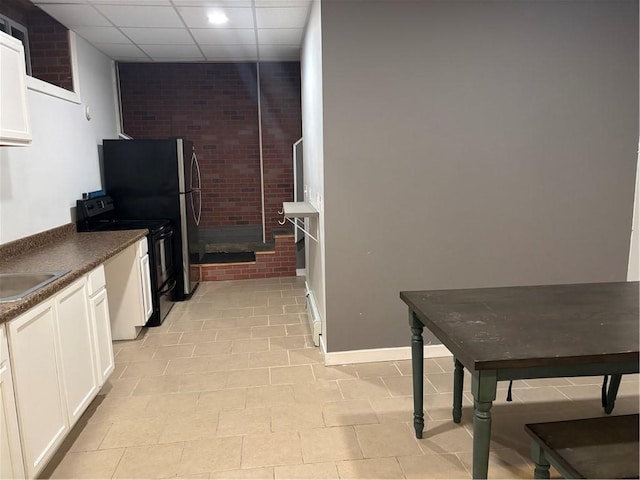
[0,271,69,303]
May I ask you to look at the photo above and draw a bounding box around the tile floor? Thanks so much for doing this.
[44,277,640,479]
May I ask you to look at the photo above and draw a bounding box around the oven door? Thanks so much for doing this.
[154,227,174,287]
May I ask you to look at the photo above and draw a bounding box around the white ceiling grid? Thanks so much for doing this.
[31,0,312,62]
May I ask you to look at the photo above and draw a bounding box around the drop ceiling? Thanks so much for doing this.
[31,0,312,62]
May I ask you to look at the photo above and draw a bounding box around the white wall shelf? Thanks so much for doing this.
[279,202,318,241]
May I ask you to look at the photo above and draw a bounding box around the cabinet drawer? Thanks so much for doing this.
[87,265,106,296]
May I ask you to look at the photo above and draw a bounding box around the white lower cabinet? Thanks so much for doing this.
[6,267,115,478]
[55,277,99,428]
[87,266,114,386]
[7,299,68,479]
[0,325,25,479]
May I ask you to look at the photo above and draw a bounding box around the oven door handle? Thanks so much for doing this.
[159,278,177,296]
[156,230,174,241]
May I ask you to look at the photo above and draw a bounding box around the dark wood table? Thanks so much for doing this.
[400,281,639,479]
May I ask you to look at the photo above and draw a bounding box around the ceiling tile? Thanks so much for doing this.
[200,44,257,61]
[257,28,302,45]
[73,26,131,44]
[88,0,170,3]
[255,6,308,29]
[139,43,204,59]
[32,0,85,4]
[171,0,252,5]
[121,27,195,45]
[254,0,311,6]
[258,44,299,61]
[177,6,254,29]
[94,5,184,28]
[95,43,148,58]
[36,4,111,27]
[191,28,255,45]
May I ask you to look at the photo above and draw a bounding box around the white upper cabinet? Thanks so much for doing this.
[0,30,31,145]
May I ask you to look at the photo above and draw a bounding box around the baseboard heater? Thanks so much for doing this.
[305,289,321,347]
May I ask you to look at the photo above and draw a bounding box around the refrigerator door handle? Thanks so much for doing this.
[190,151,202,226]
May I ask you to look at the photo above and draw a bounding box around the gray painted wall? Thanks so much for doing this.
[319,0,639,352]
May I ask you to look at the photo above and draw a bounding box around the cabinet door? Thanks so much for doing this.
[8,300,68,479]
[90,287,114,386]
[56,278,99,428]
[140,252,153,321]
[0,326,25,480]
[0,31,31,145]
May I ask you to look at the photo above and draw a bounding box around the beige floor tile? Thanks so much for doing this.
[289,347,324,365]
[132,374,183,396]
[383,375,437,396]
[253,306,285,316]
[98,377,139,397]
[418,419,473,454]
[142,332,183,347]
[206,353,250,372]
[216,327,253,341]
[271,403,326,432]
[179,371,230,392]
[198,388,247,411]
[252,325,287,338]
[568,375,606,385]
[275,462,338,479]
[285,323,311,336]
[169,320,205,332]
[398,453,469,479]
[268,313,302,325]
[153,344,195,359]
[433,357,456,373]
[246,385,296,407]
[270,335,307,350]
[194,341,235,357]
[312,363,358,380]
[232,338,270,353]
[50,448,125,479]
[353,362,402,379]
[512,386,571,406]
[322,399,378,427]
[217,407,271,436]
[369,396,415,424]
[271,365,315,384]
[355,422,422,457]
[179,437,243,475]
[338,378,391,400]
[236,315,270,327]
[67,421,112,452]
[395,358,447,376]
[524,377,573,387]
[299,426,363,463]
[423,392,473,421]
[425,372,455,393]
[115,345,157,363]
[120,359,169,378]
[211,467,274,479]
[181,330,221,345]
[337,457,404,479]
[249,350,290,368]
[201,319,238,330]
[457,447,532,479]
[86,396,152,423]
[100,417,166,448]
[283,304,307,314]
[225,368,269,388]
[146,392,200,417]
[241,432,302,468]
[293,379,344,404]
[159,410,218,443]
[268,297,298,307]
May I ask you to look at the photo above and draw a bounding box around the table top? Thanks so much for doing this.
[400,282,639,371]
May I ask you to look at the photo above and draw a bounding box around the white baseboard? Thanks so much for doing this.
[323,344,452,366]
[296,268,306,277]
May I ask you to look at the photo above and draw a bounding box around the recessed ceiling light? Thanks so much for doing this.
[208,11,229,25]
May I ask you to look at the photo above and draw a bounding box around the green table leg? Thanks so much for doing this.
[471,371,497,480]
[531,442,551,479]
[605,374,622,414]
[410,311,424,438]
[453,358,464,423]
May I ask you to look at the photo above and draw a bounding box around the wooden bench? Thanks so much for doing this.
[524,414,639,479]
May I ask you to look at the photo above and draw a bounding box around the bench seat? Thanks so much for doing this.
[524,414,639,479]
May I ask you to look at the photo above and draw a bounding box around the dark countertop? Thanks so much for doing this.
[0,224,147,324]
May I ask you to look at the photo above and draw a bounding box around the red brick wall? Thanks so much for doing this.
[118,62,301,240]
[0,0,73,91]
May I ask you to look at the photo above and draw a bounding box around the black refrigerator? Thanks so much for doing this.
[102,138,201,300]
